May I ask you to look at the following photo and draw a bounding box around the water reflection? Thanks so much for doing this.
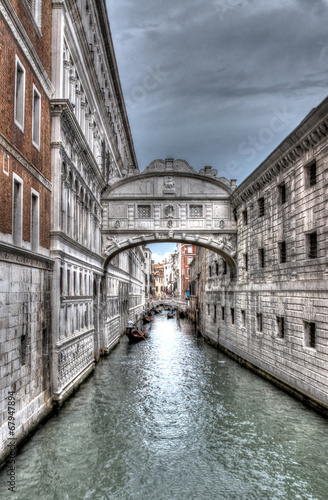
[1,313,327,499]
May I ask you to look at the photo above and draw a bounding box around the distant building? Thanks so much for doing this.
[143,247,153,303]
[178,244,197,299]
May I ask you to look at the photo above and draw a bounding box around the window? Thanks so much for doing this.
[216,262,219,275]
[242,209,248,225]
[243,253,248,271]
[307,232,317,259]
[190,205,203,218]
[207,304,210,315]
[13,174,23,246]
[276,316,285,339]
[305,161,317,188]
[187,247,193,253]
[213,305,217,323]
[14,56,25,131]
[279,241,286,263]
[223,260,227,275]
[209,266,212,277]
[304,321,316,349]
[231,308,235,325]
[258,197,265,217]
[257,313,263,332]
[279,183,286,204]
[258,248,265,268]
[32,85,41,149]
[31,189,39,251]
[137,205,151,218]
[241,310,246,327]
[221,307,225,321]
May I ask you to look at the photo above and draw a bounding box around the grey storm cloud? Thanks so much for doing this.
[106,0,328,182]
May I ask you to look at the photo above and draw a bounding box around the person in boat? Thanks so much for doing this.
[127,318,134,334]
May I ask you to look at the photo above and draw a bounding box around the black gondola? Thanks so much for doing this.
[126,328,148,342]
[167,312,174,319]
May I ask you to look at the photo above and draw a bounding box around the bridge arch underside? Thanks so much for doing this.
[101,159,237,270]
[103,236,236,270]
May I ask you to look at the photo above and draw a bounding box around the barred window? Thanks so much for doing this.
[279,241,286,263]
[231,308,235,325]
[257,313,263,332]
[304,321,316,349]
[276,316,285,338]
[137,205,151,218]
[279,183,286,204]
[307,232,317,259]
[243,253,248,271]
[258,248,265,268]
[190,205,203,218]
[305,161,317,188]
[243,209,248,225]
[241,310,246,327]
[258,197,265,217]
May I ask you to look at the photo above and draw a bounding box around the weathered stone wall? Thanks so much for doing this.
[0,249,53,463]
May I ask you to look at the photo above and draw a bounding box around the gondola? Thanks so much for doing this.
[143,315,153,323]
[167,312,174,319]
[126,328,148,342]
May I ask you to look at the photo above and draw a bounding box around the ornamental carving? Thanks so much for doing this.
[165,205,175,218]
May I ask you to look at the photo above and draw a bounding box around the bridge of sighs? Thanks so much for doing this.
[101,159,238,268]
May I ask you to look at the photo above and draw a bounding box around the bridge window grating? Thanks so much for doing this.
[137,205,151,218]
[190,205,203,218]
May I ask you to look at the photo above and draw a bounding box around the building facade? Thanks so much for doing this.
[190,98,328,413]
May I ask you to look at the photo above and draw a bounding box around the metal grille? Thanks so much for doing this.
[137,205,151,218]
[190,205,203,218]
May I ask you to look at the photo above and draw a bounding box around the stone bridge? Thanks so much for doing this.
[101,159,237,267]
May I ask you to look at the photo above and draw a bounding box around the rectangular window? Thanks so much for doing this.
[213,305,216,323]
[305,161,317,188]
[276,316,285,338]
[231,308,235,325]
[13,174,23,246]
[31,189,39,251]
[207,304,210,316]
[15,56,25,131]
[241,310,246,327]
[221,306,225,321]
[258,248,265,268]
[304,321,316,349]
[32,85,41,149]
[216,262,219,275]
[279,183,286,204]
[258,197,265,217]
[279,241,286,263]
[257,313,263,332]
[190,205,203,218]
[137,205,151,218]
[243,253,248,271]
[307,232,317,259]
[209,266,212,277]
[67,269,71,295]
[223,260,227,275]
[242,209,248,225]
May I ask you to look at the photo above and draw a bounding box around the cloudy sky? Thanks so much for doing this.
[106,0,328,259]
[106,0,328,186]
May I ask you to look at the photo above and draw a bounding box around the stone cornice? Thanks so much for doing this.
[93,0,138,169]
[231,97,328,207]
[0,0,54,98]
[50,231,105,266]
[0,133,52,191]
[0,242,54,269]
[51,99,106,190]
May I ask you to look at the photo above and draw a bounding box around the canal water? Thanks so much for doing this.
[1,313,328,500]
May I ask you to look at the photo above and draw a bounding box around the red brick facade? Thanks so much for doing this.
[0,2,52,248]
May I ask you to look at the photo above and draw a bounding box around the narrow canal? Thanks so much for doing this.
[1,313,328,499]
